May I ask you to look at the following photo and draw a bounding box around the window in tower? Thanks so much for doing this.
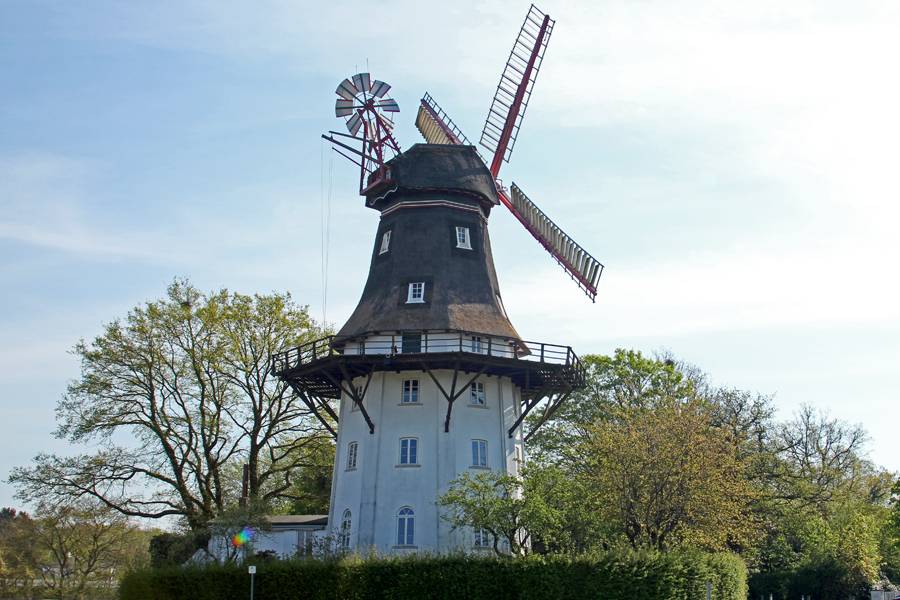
[379,230,391,254]
[471,335,484,354]
[399,438,418,465]
[456,226,471,249]
[402,379,419,404]
[347,442,358,470]
[407,282,424,303]
[340,510,352,549]
[472,440,487,467]
[397,507,415,547]
[470,382,485,406]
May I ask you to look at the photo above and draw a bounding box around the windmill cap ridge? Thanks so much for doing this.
[368,144,499,209]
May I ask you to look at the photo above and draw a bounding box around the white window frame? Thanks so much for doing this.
[297,530,312,554]
[402,379,419,404]
[340,510,352,549]
[471,335,484,354]
[399,438,418,465]
[347,441,358,470]
[456,226,471,249]
[474,528,491,548]
[379,230,391,254]
[470,382,485,406]
[407,282,425,303]
[472,439,487,467]
[397,507,415,547]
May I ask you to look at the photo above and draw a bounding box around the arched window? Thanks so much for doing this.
[340,510,352,549]
[397,507,415,547]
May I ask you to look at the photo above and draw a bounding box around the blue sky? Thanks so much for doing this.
[2,0,898,509]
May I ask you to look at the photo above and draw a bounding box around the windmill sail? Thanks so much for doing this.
[480,5,554,177]
[416,94,485,161]
[505,183,603,301]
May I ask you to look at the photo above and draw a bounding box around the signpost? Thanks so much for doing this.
[249,565,256,600]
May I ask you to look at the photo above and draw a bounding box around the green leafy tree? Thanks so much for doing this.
[435,469,530,555]
[583,396,755,551]
[434,462,603,556]
[10,280,332,530]
[527,349,693,465]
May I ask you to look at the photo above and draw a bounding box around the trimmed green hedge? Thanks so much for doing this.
[120,549,746,600]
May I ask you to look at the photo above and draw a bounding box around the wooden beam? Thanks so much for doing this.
[288,383,338,438]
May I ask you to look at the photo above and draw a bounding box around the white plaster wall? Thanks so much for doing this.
[327,367,525,553]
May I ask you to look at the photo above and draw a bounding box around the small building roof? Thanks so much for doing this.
[266,515,328,528]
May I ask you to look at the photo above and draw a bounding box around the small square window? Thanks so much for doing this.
[456,227,471,249]
[400,438,418,465]
[471,382,485,406]
[407,282,425,303]
[402,380,419,404]
[472,440,487,467]
[348,442,358,469]
[379,231,391,254]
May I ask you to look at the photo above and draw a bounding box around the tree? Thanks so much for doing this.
[434,463,600,556]
[22,499,149,600]
[435,469,530,555]
[203,497,273,564]
[0,508,38,598]
[526,349,694,466]
[10,280,332,530]
[583,396,755,551]
[527,349,757,552]
[763,404,870,510]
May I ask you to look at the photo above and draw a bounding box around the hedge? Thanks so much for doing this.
[120,549,747,600]
[748,557,872,600]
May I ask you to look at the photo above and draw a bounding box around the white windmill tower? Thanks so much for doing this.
[273,5,599,552]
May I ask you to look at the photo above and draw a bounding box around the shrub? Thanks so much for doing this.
[120,548,746,600]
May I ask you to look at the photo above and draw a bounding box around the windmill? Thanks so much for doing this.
[282,5,592,553]
[416,5,603,301]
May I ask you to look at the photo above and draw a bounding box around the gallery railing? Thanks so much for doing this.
[271,330,582,381]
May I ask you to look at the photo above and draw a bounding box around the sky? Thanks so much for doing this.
[1,0,898,510]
